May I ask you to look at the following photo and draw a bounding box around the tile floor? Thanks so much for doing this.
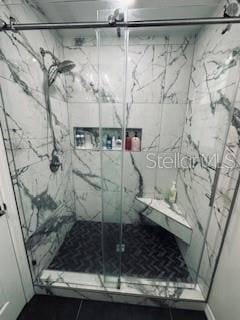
[48,221,191,282]
[17,295,207,320]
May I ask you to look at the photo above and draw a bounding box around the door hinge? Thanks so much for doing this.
[116,244,125,253]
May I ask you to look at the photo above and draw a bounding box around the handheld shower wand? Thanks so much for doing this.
[40,47,75,172]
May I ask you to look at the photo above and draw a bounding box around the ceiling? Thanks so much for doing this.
[31,0,223,38]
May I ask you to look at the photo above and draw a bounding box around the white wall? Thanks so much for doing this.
[208,183,240,320]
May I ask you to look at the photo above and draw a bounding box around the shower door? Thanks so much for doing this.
[97,7,240,289]
[119,14,240,289]
[97,20,128,286]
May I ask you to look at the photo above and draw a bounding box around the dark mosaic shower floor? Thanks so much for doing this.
[48,221,192,282]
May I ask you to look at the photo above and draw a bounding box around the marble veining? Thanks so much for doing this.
[36,269,204,307]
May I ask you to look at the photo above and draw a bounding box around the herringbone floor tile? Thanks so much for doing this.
[48,221,192,282]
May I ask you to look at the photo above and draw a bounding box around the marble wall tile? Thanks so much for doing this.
[64,45,125,103]
[13,148,75,278]
[122,193,143,224]
[101,151,122,192]
[15,154,72,230]
[163,41,194,104]
[0,0,74,280]
[0,4,66,101]
[75,190,102,222]
[102,191,122,223]
[64,47,98,103]
[128,31,195,46]
[68,102,100,144]
[126,103,161,151]
[69,102,124,136]
[64,37,194,105]
[27,209,75,278]
[127,44,168,103]
[65,32,192,224]
[62,31,195,48]
[0,78,70,157]
[158,104,186,153]
[66,33,192,224]
[72,150,101,193]
[156,168,179,198]
[65,31,193,225]
[123,152,155,223]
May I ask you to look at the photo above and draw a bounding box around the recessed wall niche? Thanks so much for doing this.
[74,127,142,151]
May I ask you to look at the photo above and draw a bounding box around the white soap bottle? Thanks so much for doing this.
[116,136,122,150]
[169,181,177,204]
[112,136,116,149]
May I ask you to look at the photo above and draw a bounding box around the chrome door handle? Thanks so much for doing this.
[209,163,221,207]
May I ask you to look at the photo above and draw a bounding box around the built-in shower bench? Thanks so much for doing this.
[136,198,192,245]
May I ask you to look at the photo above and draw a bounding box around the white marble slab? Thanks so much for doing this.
[137,197,192,244]
[39,269,204,303]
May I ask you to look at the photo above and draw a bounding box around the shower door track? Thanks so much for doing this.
[1,16,240,32]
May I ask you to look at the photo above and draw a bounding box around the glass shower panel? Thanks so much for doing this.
[0,23,107,286]
[0,23,79,282]
[177,20,240,288]
[97,17,128,285]
[121,17,237,288]
[188,21,240,296]
[58,28,105,282]
[121,25,194,284]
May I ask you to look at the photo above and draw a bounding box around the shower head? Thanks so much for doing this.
[56,60,76,73]
[40,48,76,85]
[48,59,75,86]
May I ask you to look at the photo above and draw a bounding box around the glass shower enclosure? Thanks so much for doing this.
[0,0,240,300]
